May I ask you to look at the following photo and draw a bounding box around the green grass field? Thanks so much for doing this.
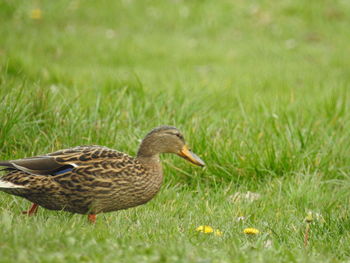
[1,0,350,262]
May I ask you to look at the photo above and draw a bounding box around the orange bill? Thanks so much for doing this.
[178,145,205,167]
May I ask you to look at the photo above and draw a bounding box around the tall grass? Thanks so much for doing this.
[1,0,350,262]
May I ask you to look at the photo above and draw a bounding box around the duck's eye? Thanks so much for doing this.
[175,133,184,140]
[166,132,184,140]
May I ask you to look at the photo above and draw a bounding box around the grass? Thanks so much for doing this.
[0,0,350,262]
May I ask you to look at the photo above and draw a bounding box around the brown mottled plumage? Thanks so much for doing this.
[0,126,205,222]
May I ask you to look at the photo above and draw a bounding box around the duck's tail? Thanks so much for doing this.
[0,162,24,190]
[0,180,25,189]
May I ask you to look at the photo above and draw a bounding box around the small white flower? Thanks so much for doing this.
[236,216,246,222]
[264,239,272,249]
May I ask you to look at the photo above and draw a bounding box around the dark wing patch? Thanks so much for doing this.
[0,161,16,169]
[8,157,68,175]
[52,166,74,175]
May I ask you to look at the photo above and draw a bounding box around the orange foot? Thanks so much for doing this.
[88,214,96,224]
[22,203,39,216]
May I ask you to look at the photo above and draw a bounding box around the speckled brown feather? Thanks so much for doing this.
[0,146,163,214]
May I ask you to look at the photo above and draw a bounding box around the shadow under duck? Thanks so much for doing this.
[0,126,205,223]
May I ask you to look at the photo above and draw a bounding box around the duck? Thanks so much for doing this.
[0,126,205,223]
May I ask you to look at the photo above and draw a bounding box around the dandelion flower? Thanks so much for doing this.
[30,8,42,20]
[214,230,223,236]
[305,212,313,223]
[196,225,214,234]
[243,227,260,235]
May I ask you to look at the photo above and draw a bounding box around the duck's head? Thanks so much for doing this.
[137,126,205,167]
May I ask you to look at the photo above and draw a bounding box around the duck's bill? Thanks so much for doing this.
[178,145,205,167]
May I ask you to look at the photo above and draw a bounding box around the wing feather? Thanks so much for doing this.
[0,156,72,175]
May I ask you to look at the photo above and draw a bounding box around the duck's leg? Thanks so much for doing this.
[87,214,96,224]
[22,203,39,216]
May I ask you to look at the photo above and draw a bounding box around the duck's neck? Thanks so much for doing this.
[136,136,159,158]
[136,143,163,188]
[136,153,163,200]
[136,154,161,170]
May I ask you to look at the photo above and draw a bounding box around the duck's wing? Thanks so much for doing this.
[0,156,70,193]
[0,146,128,177]
[0,146,97,193]
[0,146,102,176]
[0,156,70,176]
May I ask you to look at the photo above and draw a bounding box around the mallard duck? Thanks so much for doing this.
[0,126,205,223]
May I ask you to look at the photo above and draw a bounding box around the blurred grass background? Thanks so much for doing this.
[1,0,349,186]
[1,0,350,262]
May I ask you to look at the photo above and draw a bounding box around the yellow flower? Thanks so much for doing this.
[214,230,223,236]
[30,8,42,20]
[305,212,313,223]
[243,227,260,235]
[195,226,223,236]
[196,225,214,234]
